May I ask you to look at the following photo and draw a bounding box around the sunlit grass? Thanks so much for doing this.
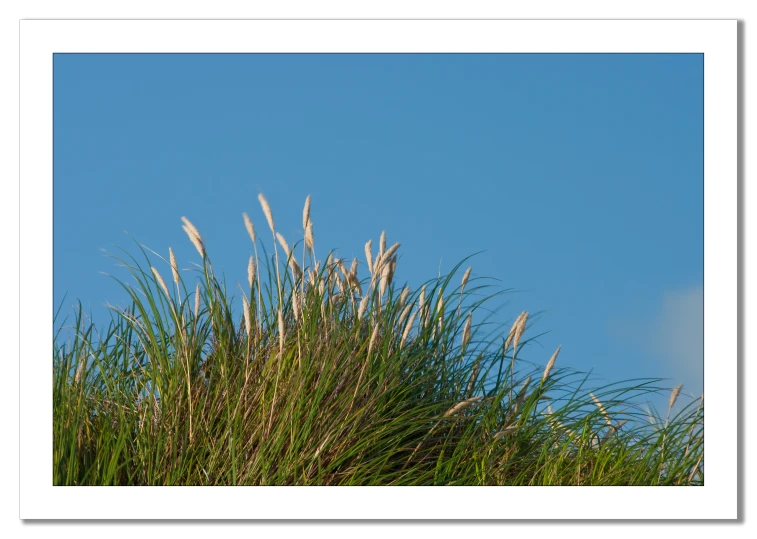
[53,195,703,485]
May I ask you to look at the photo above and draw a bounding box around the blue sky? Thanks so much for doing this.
[53,53,703,407]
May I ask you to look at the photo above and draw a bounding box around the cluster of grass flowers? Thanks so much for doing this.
[53,194,703,485]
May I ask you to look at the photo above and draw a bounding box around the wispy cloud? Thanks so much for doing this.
[650,284,703,396]
[608,284,703,399]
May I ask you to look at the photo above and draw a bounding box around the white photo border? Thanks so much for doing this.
[22,19,736,520]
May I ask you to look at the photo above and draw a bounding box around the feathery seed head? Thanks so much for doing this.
[401,310,417,347]
[368,322,380,357]
[242,296,252,338]
[181,222,205,258]
[466,357,481,397]
[181,216,201,240]
[443,396,483,418]
[258,193,275,233]
[590,392,613,426]
[194,283,201,318]
[169,248,179,284]
[290,257,303,281]
[387,256,397,286]
[151,266,171,298]
[512,311,529,353]
[462,312,473,352]
[382,242,401,265]
[542,345,561,382]
[248,256,256,288]
[305,220,315,251]
[379,231,386,257]
[292,288,301,322]
[358,294,370,320]
[302,195,311,231]
[461,266,472,289]
[669,384,683,410]
[242,212,256,244]
[276,232,291,258]
[398,286,410,307]
[399,303,413,328]
[364,239,373,274]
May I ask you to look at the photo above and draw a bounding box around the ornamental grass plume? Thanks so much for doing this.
[590,392,613,427]
[248,256,256,289]
[53,192,704,487]
[305,220,315,252]
[243,212,256,244]
[541,345,561,382]
[443,396,483,418]
[169,247,179,285]
[364,239,374,274]
[461,266,472,290]
[461,312,473,353]
[150,266,170,298]
[181,216,205,258]
[669,384,683,410]
[379,230,386,258]
[242,296,252,338]
[258,193,275,233]
[302,195,311,231]
[276,232,291,259]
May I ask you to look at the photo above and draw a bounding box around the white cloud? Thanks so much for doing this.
[607,284,704,401]
[650,284,704,397]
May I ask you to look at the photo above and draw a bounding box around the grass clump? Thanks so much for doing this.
[53,194,704,485]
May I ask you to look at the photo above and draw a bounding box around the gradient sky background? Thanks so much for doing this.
[53,53,703,411]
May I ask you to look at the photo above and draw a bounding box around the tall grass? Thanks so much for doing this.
[53,195,703,485]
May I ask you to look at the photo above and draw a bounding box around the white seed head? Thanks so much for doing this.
[364,239,374,274]
[541,345,561,382]
[399,303,413,328]
[461,267,472,290]
[151,266,171,298]
[462,312,473,352]
[276,232,291,258]
[669,384,683,410]
[181,223,205,259]
[511,311,529,354]
[278,307,285,354]
[248,256,256,289]
[305,220,315,251]
[194,283,201,318]
[382,242,401,266]
[401,311,417,348]
[368,322,380,357]
[258,193,275,233]
[290,257,303,281]
[357,294,370,320]
[379,230,386,257]
[181,216,201,241]
[242,296,252,338]
[387,256,397,286]
[302,195,311,231]
[292,289,301,323]
[398,286,410,307]
[169,247,179,284]
[443,396,483,418]
[590,392,613,426]
[242,212,256,244]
